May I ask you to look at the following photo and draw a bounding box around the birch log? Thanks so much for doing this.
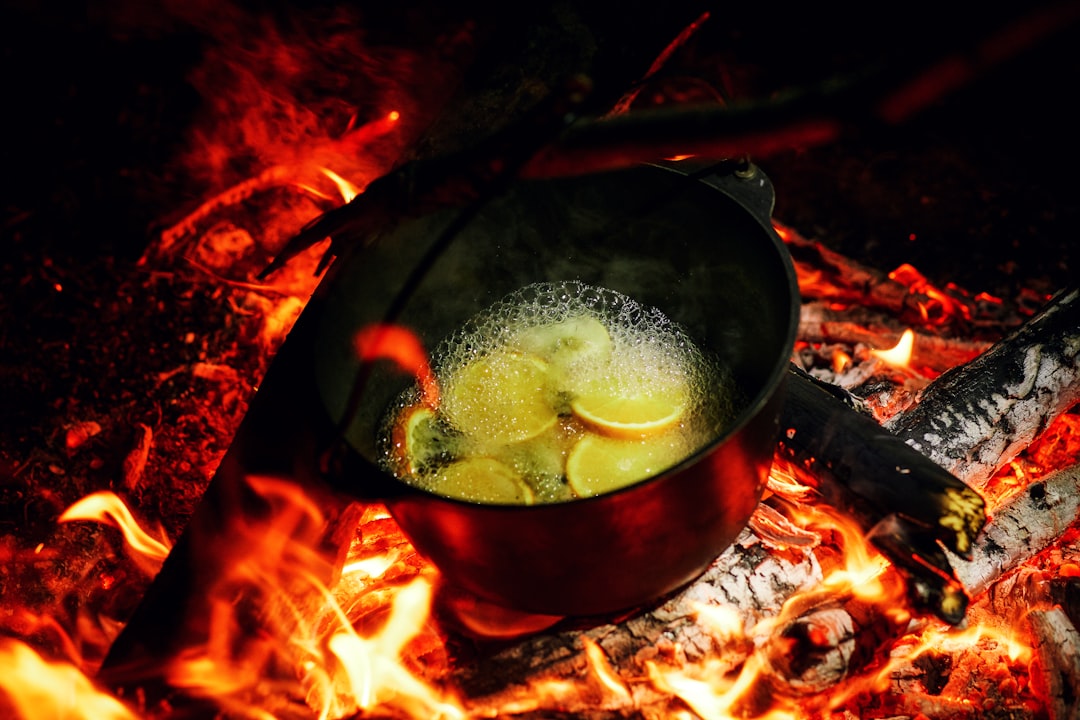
[949,463,1080,596]
[884,287,1080,489]
[1029,607,1080,720]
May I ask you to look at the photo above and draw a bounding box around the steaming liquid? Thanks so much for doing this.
[378,281,742,504]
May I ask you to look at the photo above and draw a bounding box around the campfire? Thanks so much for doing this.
[3,4,1080,719]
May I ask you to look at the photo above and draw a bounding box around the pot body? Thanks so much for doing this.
[315,160,800,615]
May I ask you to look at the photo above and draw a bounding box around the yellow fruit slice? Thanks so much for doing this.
[390,403,455,475]
[565,434,686,498]
[429,457,535,504]
[440,349,557,445]
[510,315,613,404]
[570,382,688,439]
[510,315,613,369]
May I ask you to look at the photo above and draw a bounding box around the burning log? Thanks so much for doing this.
[950,462,1080,597]
[798,301,991,374]
[884,287,1080,490]
[776,367,984,624]
[445,523,826,716]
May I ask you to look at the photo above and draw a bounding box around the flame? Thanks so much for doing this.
[329,579,464,719]
[355,324,440,408]
[0,639,138,720]
[319,167,362,203]
[831,347,852,373]
[692,602,744,641]
[58,491,171,575]
[870,328,915,367]
[156,475,465,719]
[582,637,632,700]
[888,263,971,325]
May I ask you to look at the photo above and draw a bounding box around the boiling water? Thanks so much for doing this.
[378,281,743,504]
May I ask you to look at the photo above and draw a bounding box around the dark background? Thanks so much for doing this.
[3,1,1078,312]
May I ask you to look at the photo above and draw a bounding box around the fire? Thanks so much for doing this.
[327,579,465,719]
[58,491,171,576]
[582,637,632,701]
[870,327,915,366]
[8,6,1077,717]
[318,167,363,203]
[0,639,138,720]
[157,475,462,720]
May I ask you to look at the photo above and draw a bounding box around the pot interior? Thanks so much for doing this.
[314,162,799,482]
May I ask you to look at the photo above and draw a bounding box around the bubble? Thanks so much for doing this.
[378,281,743,503]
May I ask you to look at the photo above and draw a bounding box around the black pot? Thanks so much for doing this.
[313,159,801,616]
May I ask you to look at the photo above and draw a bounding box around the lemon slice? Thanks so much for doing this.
[390,404,456,475]
[510,315,613,369]
[565,434,686,498]
[430,457,535,504]
[570,381,688,439]
[440,349,558,445]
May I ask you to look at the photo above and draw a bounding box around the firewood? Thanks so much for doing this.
[781,231,923,318]
[884,287,1080,490]
[949,463,1080,597]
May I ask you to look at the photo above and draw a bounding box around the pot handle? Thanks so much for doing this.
[654,157,778,226]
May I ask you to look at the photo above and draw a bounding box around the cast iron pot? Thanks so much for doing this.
[314,159,800,616]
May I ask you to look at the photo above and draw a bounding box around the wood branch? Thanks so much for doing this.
[884,287,1080,489]
[781,229,919,315]
[1028,607,1080,720]
[778,221,1021,333]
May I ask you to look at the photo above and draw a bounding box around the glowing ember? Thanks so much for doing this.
[889,263,971,325]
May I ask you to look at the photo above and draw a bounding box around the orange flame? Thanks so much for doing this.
[870,328,915,367]
[354,324,440,408]
[582,637,632,701]
[58,491,171,575]
[319,167,362,203]
[328,578,465,718]
[0,639,138,720]
[831,348,852,374]
[156,474,465,719]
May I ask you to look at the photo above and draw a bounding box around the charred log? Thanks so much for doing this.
[446,526,823,701]
[776,366,985,623]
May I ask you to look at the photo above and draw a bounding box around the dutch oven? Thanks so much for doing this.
[311,158,801,616]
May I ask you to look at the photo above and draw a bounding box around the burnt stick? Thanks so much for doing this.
[777,367,988,554]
